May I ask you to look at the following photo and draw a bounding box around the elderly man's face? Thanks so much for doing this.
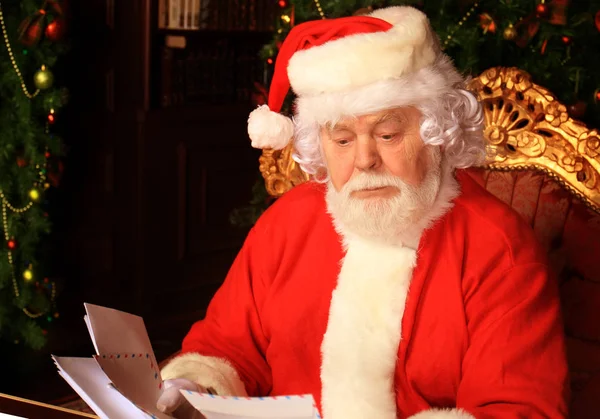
[320,107,432,198]
[321,107,443,244]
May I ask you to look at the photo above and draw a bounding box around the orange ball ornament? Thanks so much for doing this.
[45,19,65,42]
[536,3,550,18]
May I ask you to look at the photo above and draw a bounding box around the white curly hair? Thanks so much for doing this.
[292,73,486,182]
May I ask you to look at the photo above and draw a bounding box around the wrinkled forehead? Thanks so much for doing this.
[325,107,420,131]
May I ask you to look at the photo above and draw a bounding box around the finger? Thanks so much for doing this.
[157,386,186,414]
[163,378,200,392]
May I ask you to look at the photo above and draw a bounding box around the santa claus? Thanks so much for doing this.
[158,6,569,419]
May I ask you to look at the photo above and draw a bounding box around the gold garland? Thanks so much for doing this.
[313,0,325,19]
[443,1,480,49]
[0,0,55,320]
[0,1,40,98]
[1,168,55,320]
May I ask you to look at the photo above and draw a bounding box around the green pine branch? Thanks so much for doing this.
[0,0,67,350]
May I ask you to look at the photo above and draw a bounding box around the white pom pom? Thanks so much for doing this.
[247,105,294,150]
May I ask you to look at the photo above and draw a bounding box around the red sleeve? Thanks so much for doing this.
[181,226,272,396]
[458,262,570,418]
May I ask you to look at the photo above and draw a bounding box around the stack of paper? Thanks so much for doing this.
[52,303,320,419]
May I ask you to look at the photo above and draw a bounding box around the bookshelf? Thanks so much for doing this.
[151,0,276,108]
[60,0,276,355]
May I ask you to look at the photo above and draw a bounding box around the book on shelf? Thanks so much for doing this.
[158,0,273,31]
[52,303,321,419]
[158,34,267,107]
[158,0,201,30]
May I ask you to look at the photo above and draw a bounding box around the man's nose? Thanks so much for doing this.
[354,137,380,171]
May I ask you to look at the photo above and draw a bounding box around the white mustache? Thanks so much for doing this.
[343,173,404,194]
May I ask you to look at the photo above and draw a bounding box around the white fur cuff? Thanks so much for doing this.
[160,352,248,397]
[408,408,475,419]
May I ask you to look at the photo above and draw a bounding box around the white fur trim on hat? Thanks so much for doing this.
[408,408,476,419]
[161,352,247,397]
[288,6,438,97]
[248,105,294,150]
[295,55,462,126]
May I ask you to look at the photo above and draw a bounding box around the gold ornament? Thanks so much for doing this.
[503,24,517,41]
[29,188,40,201]
[33,65,54,90]
[23,269,33,281]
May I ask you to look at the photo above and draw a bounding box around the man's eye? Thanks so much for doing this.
[335,139,351,146]
[378,133,398,142]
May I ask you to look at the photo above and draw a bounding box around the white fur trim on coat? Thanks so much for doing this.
[408,408,475,419]
[320,238,417,419]
[248,104,294,150]
[288,6,438,97]
[161,352,247,397]
[294,55,462,126]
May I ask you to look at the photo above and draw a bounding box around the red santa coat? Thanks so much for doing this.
[162,170,569,419]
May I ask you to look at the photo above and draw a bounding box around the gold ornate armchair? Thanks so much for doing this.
[258,67,600,418]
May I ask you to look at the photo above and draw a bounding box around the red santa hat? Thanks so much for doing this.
[248,6,462,150]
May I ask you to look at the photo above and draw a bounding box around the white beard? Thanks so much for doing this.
[325,150,456,248]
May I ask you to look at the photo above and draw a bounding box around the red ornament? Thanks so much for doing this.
[278,0,288,7]
[561,36,571,45]
[479,13,496,34]
[48,114,55,124]
[45,19,65,42]
[596,11,600,32]
[16,157,27,167]
[595,90,600,103]
[536,3,550,19]
[44,151,51,159]
[18,10,46,46]
[7,239,17,250]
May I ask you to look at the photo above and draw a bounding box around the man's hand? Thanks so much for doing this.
[157,378,207,419]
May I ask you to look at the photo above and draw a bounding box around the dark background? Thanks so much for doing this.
[2,0,274,403]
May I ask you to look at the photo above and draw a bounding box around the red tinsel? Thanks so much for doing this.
[18,0,64,46]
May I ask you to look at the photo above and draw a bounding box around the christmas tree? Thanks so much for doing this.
[0,0,67,349]
[231,0,600,227]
